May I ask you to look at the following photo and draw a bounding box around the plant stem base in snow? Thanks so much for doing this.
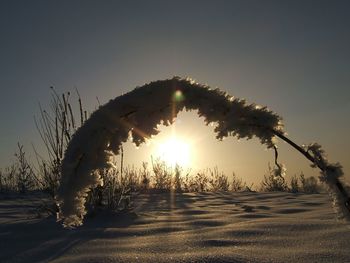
[271,129,350,220]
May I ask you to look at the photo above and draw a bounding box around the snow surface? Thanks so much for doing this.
[1,192,350,263]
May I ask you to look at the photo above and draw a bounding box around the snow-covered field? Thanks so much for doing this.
[1,191,350,263]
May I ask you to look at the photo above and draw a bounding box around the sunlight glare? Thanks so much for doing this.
[155,137,191,167]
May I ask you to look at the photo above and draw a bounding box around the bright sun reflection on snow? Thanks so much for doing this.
[155,137,191,167]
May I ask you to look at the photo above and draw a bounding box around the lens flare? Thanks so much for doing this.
[173,90,184,102]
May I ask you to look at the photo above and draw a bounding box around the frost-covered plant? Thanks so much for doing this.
[140,162,151,190]
[86,166,127,212]
[261,163,288,192]
[173,164,183,192]
[299,173,320,194]
[302,143,349,218]
[151,158,172,190]
[191,172,209,192]
[0,144,37,193]
[15,143,37,193]
[231,172,247,192]
[0,164,18,192]
[57,77,349,227]
[34,88,87,198]
[289,175,300,193]
[208,167,230,191]
[181,171,197,192]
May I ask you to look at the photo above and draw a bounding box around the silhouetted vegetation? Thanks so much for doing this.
[0,89,324,218]
[260,164,288,192]
[0,145,324,217]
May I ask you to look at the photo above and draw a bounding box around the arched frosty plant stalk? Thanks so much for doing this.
[57,77,349,227]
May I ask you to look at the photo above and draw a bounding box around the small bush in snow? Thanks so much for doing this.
[208,167,230,191]
[261,164,288,192]
[299,173,320,194]
[231,172,247,192]
[289,175,300,193]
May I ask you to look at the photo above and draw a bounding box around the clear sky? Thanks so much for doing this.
[1,0,349,184]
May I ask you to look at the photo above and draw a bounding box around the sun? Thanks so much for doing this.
[154,137,191,167]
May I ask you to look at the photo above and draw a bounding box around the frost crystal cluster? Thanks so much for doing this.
[57,77,348,227]
[305,143,350,220]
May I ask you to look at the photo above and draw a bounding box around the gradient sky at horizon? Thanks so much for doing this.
[1,0,349,184]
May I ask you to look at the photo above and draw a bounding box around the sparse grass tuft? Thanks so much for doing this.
[231,172,247,192]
